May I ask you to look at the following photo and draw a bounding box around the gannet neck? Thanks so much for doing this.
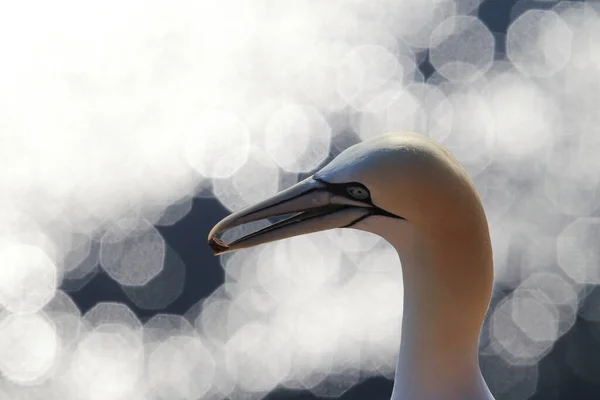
[357,191,494,400]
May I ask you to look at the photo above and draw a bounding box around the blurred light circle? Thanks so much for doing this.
[429,16,495,82]
[491,292,556,365]
[182,110,251,179]
[510,291,559,342]
[212,147,280,212]
[337,45,402,111]
[122,245,186,310]
[83,302,142,331]
[264,104,331,173]
[225,322,291,392]
[143,314,196,344]
[557,218,600,284]
[385,0,458,49]
[406,82,454,142]
[0,312,58,383]
[68,328,143,400]
[553,2,600,70]
[353,86,423,141]
[440,90,494,176]
[483,72,557,158]
[100,224,166,286]
[148,335,215,399]
[0,242,57,314]
[507,9,573,78]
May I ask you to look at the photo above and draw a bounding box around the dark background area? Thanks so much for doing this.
[69,1,600,399]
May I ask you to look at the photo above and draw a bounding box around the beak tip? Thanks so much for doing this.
[208,237,229,256]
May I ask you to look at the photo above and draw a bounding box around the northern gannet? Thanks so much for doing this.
[208,132,495,400]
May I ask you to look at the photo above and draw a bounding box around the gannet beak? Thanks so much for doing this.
[207,176,375,255]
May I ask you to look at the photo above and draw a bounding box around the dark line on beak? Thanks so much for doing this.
[227,204,352,247]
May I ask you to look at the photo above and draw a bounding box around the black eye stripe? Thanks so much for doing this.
[313,177,372,202]
[313,176,406,221]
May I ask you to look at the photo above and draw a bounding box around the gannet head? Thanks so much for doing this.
[207,131,495,400]
[208,132,490,258]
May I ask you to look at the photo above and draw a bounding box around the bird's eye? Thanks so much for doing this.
[346,186,369,200]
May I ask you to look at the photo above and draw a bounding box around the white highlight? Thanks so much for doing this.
[0,242,57,314]
[0,313,58,383]
[67,328,144,400]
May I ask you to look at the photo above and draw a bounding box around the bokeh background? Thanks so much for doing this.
[1,0,600,399]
